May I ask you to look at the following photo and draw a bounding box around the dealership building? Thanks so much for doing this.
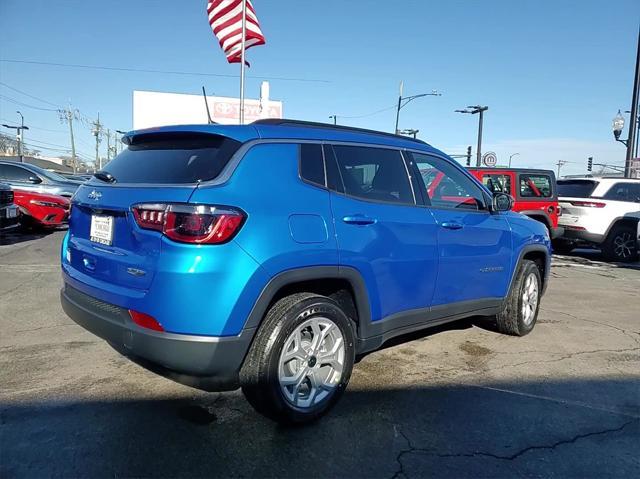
[132,81,283,130]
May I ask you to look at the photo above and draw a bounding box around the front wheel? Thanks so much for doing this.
[602,224,638,263]
[240,293,355,425]
[495,260,542,336]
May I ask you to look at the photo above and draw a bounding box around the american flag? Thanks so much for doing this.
[207,0,266,64]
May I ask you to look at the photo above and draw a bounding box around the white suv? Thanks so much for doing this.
[556,177,640,262]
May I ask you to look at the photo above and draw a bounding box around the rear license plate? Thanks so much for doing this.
[90,215,114,245]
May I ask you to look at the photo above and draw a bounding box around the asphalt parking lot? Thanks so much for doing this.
[1,230,638,478]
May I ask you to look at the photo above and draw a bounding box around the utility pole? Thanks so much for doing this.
[92,113,103,170]
[329,115,337,125]
[58,105,78,173]
[455,105,488,166]
[105,129,112,164]
[556,160,568,177]
[625,26,640,178]
[1,111,29,162]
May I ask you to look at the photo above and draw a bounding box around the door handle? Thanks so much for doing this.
[441,222,463,230]
[343,215,377,226]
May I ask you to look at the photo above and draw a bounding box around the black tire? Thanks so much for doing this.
[602,224,639,263]
[552,239,574,255]
[496,260,542,336]
[240,293,355,425]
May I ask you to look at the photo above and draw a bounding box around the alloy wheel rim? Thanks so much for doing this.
[613,232,635,259]
[278,316,345,409]
[521,273,539,326]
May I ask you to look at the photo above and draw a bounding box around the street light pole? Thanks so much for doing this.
[508,153,520,168]
[2,111,29,163]
[394,81,441,134]
[329,115,337,125]
[625,25,640,178]
[455,105,488,167]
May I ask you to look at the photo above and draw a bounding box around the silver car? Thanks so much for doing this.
[0,161,82,198]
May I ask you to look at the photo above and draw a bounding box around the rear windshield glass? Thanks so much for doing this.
[101,133,241,184]
[557,180,598,198]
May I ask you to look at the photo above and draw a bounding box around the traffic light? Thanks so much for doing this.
[587,157,593,172]
[466,146,472,166]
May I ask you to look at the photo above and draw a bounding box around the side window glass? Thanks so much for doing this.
[412,153,486,211]
[520,174,552,198]
[603,183,640,202]
[331,145,414,205]
[0,164,31,182]
[299,144,325,187]
[323,145,344,194]
[482,174,512,195]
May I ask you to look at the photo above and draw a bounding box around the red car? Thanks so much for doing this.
[467,168,563,239]
[12,189,70,228]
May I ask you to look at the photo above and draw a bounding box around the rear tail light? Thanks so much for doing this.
[132,203,245,244]
[129,310,164,332]
[569,200,606,208]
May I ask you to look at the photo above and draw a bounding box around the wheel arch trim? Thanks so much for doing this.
[243,265,372,332]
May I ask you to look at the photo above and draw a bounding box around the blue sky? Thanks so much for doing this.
[0,0,639,175]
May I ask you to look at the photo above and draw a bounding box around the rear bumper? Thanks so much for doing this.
[0,205,20,230]
[60,284,255,391]
[560,228,604,245]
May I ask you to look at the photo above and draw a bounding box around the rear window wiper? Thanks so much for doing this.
[93,172,116,183]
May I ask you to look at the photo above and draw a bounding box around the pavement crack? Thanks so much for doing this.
[0,274,41,298]
[391,420,636,475]
[541,308,640,345]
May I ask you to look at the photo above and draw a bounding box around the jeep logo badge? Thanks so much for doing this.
[88,190,102,200]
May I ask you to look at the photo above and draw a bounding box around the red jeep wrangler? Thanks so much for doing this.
[467,168,563,239]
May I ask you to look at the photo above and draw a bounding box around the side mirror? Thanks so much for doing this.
[492,193,514,212]
[28,176,42,184]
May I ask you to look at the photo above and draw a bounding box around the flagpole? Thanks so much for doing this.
[239,0,247,125]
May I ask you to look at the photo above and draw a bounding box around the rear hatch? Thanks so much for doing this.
[557,179,603,227]
[66,132,242,292]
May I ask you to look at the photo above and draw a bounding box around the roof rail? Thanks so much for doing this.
[252,118,426,144]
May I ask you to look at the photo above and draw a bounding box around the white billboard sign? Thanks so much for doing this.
[132,82,282,130]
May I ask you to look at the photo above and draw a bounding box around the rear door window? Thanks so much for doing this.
[557,180,599,198]
[482,174,512,195]
[602,182,640,203]
[102,133,241,184]
[519,174,552,198]
[330,145,414,205]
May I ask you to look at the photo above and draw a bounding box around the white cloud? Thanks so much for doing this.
[441,138,628,177]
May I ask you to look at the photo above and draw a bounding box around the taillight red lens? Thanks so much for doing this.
[569,201,606,208]
[132,203,245,244]
[129,310,164,332]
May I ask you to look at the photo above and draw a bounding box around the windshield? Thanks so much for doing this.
[38,168,70,182]
[101,133,241,184]
[557,180,599,198]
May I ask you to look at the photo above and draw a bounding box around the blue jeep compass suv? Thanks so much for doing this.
[61,120,551,424]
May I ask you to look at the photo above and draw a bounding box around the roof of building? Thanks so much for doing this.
[0,156,74,173]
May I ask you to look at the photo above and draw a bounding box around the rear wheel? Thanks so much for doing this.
[602,224,638,263]
[496,260,541,336]
[240,293,355,425]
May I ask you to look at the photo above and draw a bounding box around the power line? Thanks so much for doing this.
[1,59,331,84]
[336,104,397,119]
[0,117,66,133]
[0,81,63,108]
[0,94,59,112]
